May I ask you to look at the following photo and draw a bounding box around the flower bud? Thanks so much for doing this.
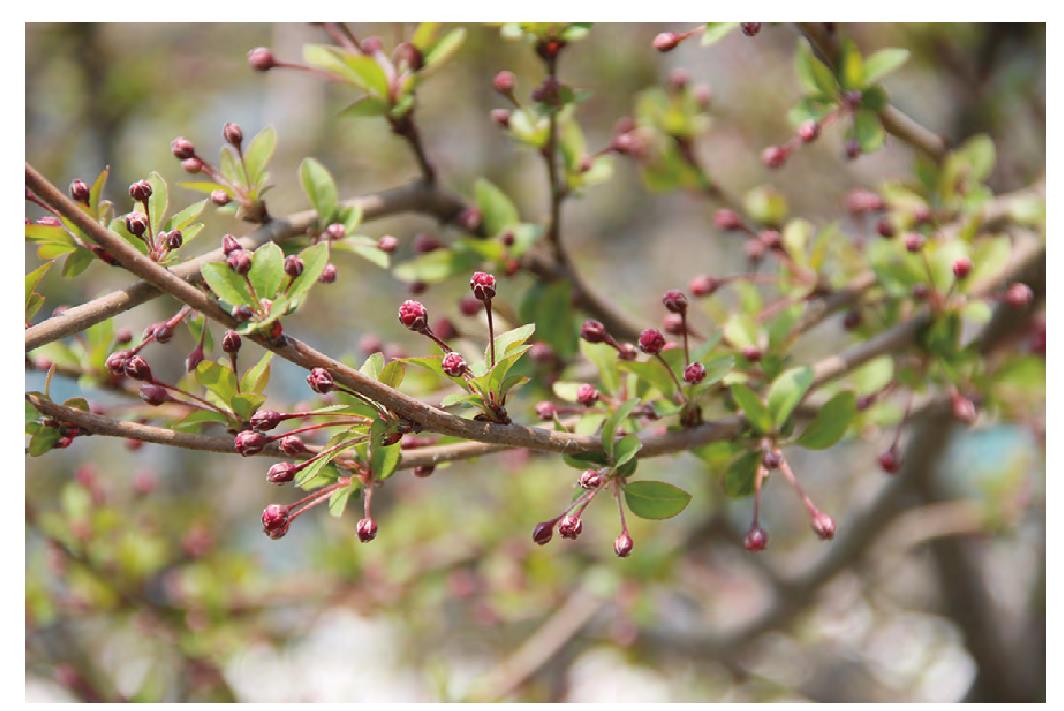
[125,213,147,237]
[579,469,603,489]
[139,383,168,406]
[248,47,277,71]
[171,136,196,159]
[576,383,599,407]
[129,180,152,203]
[414,465,435,478]
[952,257,972,279]
[442,352,468,377]
[210,190,231,206]
[493,70,515,95]
[234,429,267,456]
[227,250,251,275]
[558,515,583,539]
[690,275,720,297]
[69,179,90,204]
[662,290,688,314]
[469,273,497,302]
[222,330,242,354]
[532,520,555,545]
[284,254,304,277]
[581,320,608,344]
[744,525,768,551]
[798,120,820,143]
[261,504,289,538]
[356,517,378,542]
[1005,283,1033,308]
[319,263,338,283]
[250,410,283,431]
[377,235,398,253]
[614,531,635,557]
[811,512,836,540]
[181,157,204,173]
[740,22,762,36]
[638,328,666,355]
[124,355,152,382]
[761,145,788,169]
[535,401,557,420]
[279,435,307,455]
[398,300,429,331]
[653,32,682,52]
[223,122,243,148]
[683,362,706,384]
[267,462,298,484]
[307,367,334,393]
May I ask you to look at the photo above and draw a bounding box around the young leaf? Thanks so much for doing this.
[299,158,339,224]
[613,434,642,468]
[474,179,519,237]
[201,262,254,307]
[146,171,168,235]
[489,323,535,363]
[797,391,857,449]
[766,366,814,429]
[424,27,466,72]
[286,242,329,306]
[623,480,692,519]
[723,450,759,498]
[243,126,277,188]
[369,419,400,481]
[862,48,910,85]
[602,398,640,459]
[730,383,772,433]
[249,242,285,300]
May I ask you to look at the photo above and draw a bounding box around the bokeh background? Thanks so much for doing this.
[26,22,1045,701]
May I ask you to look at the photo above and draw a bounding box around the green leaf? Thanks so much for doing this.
[369,419,401,480]
[797,391,856,449]
[328,484,356,518]
[28,426,60,456]
[745,185,789,226]
[838,39,864,90]
[574,413,606,437]
[249,242,285,300]
[360,352,385,380]
[379,360,406,389]
[243,126,277,188]
[424,27,466,71]
[489,323,535,364]
[581,340,621,395]
[519,280,577,358]
[167,199,207,232]
[795,39,839,98]
[411,22,441,50]
[89,166,109,217]
[146,171,168,235]
[853,109,886,153]
[201,262,254,307]
[172,409,230,433]
[340,96,390,118]
[723,450,760,498]
[701,22,738,46]
[613,434,642,468]
[730,383,773,433]
[862,48,910,85]
[232,393,266,421]
[195,359,237,406]
[474,179,520,237]
[623,480,691,519]
[602,398,640,459]
[286,242,329,307]
[241,352,273,394]
[767,366,814,429]
[299,157,339,224]
[25,262,52,318]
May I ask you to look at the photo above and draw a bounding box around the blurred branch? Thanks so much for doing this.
[795,22,949,161]
[469,573,610,701]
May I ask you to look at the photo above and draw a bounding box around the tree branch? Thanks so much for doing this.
[25,163,1043,464]
[25,179,469,351]
[795,22,949,161]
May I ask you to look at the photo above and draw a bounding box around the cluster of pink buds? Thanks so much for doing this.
[532,470,634,557]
